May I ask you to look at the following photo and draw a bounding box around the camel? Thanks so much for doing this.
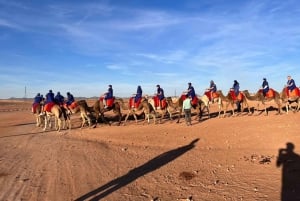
[197,94,210,119]
[123,97,157,125]
[241,90,263,115]
[280,87,300,114]
[242,89,282,115]
[147,97,172,124]
[164,96,183,123]
[216,90,249,118]
[92,98,124,126]
[200,92,222,119]
[43,104,70,132]
[32,102,44,127]
[164,95,203,123]
[65,100,94,128]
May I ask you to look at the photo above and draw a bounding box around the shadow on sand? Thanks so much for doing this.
[0,130,54,139]
[75,138,199,201]
[12,122,36,126]
[277,142,300,201]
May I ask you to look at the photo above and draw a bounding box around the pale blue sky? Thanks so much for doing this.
[1,0,300,99]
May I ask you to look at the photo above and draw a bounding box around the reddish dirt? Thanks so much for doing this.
[0,99,300,201]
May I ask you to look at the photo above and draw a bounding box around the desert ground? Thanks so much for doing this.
[0,99,300,201]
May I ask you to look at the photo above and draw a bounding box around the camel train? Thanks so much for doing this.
[33,86,300,131]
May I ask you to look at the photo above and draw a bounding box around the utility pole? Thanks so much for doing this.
[24,86,27,99]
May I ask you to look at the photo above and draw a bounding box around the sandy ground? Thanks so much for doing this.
[0,99,300,201]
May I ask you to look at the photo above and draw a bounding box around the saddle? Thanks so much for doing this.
[204,90,218,101]
[129,97,141,108]
[153,96,167,109]
[69,101,77,109]
[229,90,243,101]
[44,102,55,112]
[181,94,198,106]
[32,103,40,113]
[285,87,300,97]
[259,88,275,98]
[99,97,115,107]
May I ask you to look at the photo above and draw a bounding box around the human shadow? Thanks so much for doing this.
[276,142,300,201]
[75,138,199,201]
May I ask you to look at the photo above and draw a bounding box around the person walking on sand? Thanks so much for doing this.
[182,94,192,126]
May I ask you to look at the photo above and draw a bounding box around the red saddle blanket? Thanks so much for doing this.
[180,95,198,106]
[129,97,141,108]
[32,103,40,113]
[44,102,55,112]
[259,88,276,98]
[204,91,219,101]
[69,102,78,109]
[284,87,300,97]
[99,97,115,107]
[153,96,167,109]
[229,90,243,101]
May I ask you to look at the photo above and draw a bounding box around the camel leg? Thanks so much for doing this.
[223,103,229,118]
[67,118,71,130]
[87,115,92,128]
[217,99,223,118]
[43,115,48,131]
[207,106,210,119]
[36,115,40,127]
[57,118,62,132]
[54,117,58,130]
[147,113,150,124]
[80,113,86,129]
[167,108,173,120]
[285,103,289,114]
[61,118,65,130]
[152,113,156,124]
[264,107,268,116]
[203,105,210,119]
[65,112,71,130]
[117,114,122,126]
[176,111,181,123]
[218,109,222,118]
[133,113,138,124]
[124,110,137,125]
[159,111,164,124]
[123,112,130,126]
[101,113,111,126]
[143,113,149,125]
[296,100,300,112]
[199,105,209,120]
[93,111,101,128]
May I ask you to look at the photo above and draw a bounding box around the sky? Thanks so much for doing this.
[1,0,300,99]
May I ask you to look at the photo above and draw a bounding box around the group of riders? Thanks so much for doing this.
[32,90,75,115]
[32,75,298,118]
